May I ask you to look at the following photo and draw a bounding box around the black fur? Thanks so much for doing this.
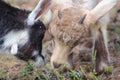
[0,0,30,36]
[0,0,46,65]
[15,20,46,61]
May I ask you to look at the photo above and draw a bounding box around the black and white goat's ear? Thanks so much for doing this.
[27,0,53,25]
[84,0,117,25]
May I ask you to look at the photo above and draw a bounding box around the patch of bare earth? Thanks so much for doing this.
[0,53,27,79]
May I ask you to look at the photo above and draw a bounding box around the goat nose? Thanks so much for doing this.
[52,62,61,68]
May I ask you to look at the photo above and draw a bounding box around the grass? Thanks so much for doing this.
[0,51,114,80]
[0,59,103,80]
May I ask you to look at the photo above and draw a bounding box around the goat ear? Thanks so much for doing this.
[27,0,53,25]
[84,0,117,25]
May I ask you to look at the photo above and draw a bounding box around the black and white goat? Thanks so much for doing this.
[0,0,52,67]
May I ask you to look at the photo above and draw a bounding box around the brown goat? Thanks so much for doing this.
[48,0,118,74]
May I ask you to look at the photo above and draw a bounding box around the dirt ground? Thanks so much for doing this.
[0,0,120,80]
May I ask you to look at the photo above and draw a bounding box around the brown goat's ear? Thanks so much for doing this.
[85,0,117,25]
[27,0,53,25]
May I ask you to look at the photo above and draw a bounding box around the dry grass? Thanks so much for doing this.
[0,53,27,79]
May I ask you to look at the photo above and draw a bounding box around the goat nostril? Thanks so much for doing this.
[53,62,61,68]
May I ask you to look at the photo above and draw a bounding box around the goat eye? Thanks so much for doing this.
[58,10,62,19]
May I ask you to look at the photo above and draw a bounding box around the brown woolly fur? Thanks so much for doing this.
[50,7,90,47]
[50,0,117,73]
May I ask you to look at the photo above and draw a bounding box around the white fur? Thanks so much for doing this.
[32,50,45,67]
[35,56,45,67]
[2,30,29,53]
[27,13,36,26]
[10,43,18,55]
[27,0,44,25]
[32,50,38,56]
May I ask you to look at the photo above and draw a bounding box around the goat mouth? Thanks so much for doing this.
[53,62,62,68]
